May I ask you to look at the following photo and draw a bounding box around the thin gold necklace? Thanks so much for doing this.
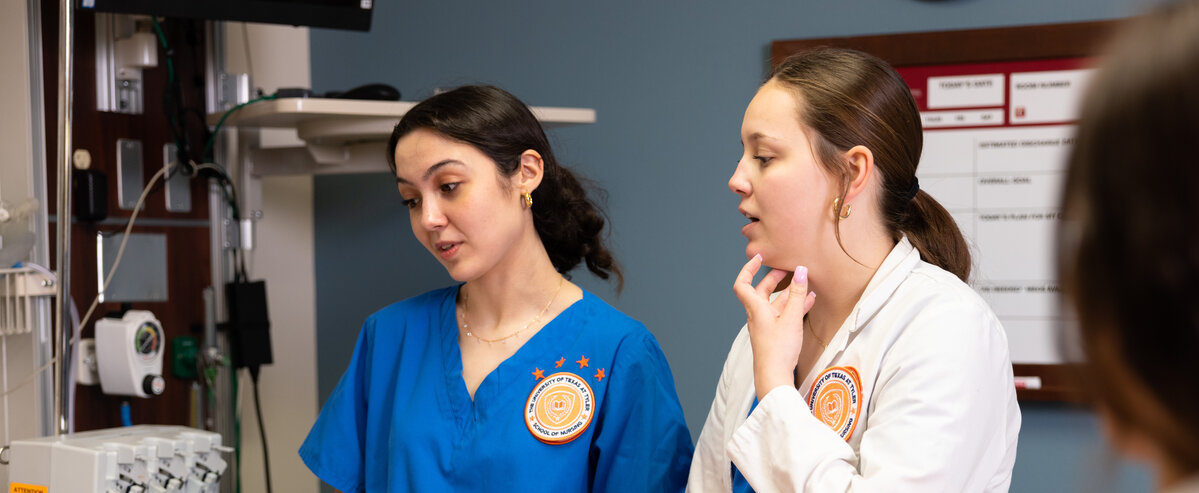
[805,317,829,350]
[459,276,565,345]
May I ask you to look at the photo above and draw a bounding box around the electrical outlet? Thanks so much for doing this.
[78,338,100,386]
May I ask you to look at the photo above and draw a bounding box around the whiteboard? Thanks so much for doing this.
[898,59,1093,365]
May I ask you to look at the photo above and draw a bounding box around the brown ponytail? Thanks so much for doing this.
[902,190,970,281]
[769,48,971,281]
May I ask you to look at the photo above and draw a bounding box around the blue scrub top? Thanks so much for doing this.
[300,286,693,492]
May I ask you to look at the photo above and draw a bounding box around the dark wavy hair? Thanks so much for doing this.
[387,85,623,289]
[1059,0,1199,475]
[768,48,971,281]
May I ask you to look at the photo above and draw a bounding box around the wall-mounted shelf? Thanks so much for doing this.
[207,98,597,174]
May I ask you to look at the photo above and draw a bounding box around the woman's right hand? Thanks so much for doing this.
[732,254,816,401]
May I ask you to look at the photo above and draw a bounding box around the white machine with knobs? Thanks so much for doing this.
[8,425,229,492]
[96,310,167,398]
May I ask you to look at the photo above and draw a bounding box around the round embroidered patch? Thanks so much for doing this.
[807,366,862,441]
[525,372,595,444]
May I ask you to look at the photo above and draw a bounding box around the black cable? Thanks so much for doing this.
[188,108,213,166]
[151,18,192,168]
[152,18,265,282]
[238,248,248,282]
[249,366,272,493]
[215,173,247,282]
[192,162,250,282]
[199,94,281,282]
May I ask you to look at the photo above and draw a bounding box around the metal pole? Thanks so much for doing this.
[27,0,56,438]
[53,0,75,437]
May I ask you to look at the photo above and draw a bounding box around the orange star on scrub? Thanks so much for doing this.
[576,355,589,368]
[595,368,605,382]
[555,357,565,368]
[532,368,545,380]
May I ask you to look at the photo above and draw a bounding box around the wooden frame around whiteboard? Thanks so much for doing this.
[772,20,1125,402]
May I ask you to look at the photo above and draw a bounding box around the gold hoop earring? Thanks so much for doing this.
[523,191,534,208]
[832,197,851,219]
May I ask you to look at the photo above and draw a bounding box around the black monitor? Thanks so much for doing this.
[79,0,373,32]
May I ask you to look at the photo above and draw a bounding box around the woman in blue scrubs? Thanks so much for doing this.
[300,85,693,492]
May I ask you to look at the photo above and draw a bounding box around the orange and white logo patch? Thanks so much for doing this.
[807,366,862,441]
[525,372,595,444]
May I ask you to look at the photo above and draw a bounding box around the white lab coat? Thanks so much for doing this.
[688,238,1021,492]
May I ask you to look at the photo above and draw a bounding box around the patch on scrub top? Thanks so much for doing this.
[807,366,862,441]
[525,372,595,444]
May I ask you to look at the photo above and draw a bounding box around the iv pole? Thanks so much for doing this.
[53,0,75,437]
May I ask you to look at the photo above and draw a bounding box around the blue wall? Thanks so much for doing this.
[311,1,1161,491]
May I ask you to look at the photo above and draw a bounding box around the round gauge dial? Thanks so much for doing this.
[134,322,162,360]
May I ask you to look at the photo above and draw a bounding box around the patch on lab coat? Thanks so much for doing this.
[525,372,595,444]
[808,366,862,441]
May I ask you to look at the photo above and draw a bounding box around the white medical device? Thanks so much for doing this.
[8,425,227,492]
[96,310,166,397]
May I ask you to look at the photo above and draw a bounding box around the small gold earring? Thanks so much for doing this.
[832,197,851,219]
[523,191,533,208]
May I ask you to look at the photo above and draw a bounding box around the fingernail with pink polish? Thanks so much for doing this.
[796,266,808,284]
[753,254,762,262]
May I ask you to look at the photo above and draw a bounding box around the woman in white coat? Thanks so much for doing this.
[688,48,1021,492]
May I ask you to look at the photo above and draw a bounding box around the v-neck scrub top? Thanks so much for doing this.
[300,286,694,492]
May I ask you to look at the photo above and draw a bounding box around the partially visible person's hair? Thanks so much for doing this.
[768,48,971,281]
[1059,0,1199,476]
[387,85,623,289]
